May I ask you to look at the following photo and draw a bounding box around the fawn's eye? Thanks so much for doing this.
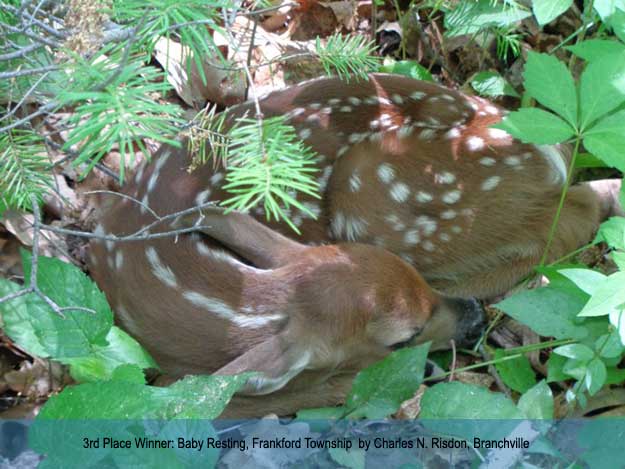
[389,328,422,351]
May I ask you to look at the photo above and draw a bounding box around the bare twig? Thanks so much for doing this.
[448,339,457,382]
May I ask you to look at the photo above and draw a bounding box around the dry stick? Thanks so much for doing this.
[448,339,457,382]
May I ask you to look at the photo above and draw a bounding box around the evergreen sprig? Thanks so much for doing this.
[315,34,380,82]
[222,116,320,233]
[0,130,51,211]
[58,47,184,182]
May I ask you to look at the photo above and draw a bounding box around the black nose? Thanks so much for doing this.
[452,297,487,347]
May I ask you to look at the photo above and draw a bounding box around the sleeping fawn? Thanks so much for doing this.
[89,73,619,416]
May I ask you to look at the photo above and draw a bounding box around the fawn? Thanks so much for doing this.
[89,74,620,416]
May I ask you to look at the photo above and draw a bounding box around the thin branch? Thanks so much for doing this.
[0,65,57,80]
[0,71,52,123]
[0,42,45,61]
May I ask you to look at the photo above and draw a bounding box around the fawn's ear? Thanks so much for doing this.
[215,336,312,395]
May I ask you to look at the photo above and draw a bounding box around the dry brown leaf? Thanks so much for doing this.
[394,384,427,419]
[4,360,65,398]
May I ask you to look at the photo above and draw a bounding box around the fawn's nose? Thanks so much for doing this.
[450,297,487,347]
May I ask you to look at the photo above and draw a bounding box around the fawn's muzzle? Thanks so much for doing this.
[449,297,487,347]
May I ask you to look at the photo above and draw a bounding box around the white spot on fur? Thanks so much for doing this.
[309,103,321,110]
[485,105,499,115]
[340,106,352,112]
[445,128,461,139]
[378,97,392,105]
[318,165,332,191]
[404,230,420,246]
[415,216,437,236]
[377,163,395,184]
[400,253,414,264]
[182,291,283,328]
[331,212,368,241]
[481,175,502,191]
[419,129,436,141]
[398,126,414,138]
[410,91,426,100]
[195,189,211,206]
[422,240,435,252]
[299,128,312,139]
[390,182,410,203]
[416,191,433,203]
[489,128,509,139]
[451,225,462,234]
[504,155,521,166]
[329,98,341,105]
[146,246,177,288]
[441,209,457,220]
[349,172,361,192]
[480,157,496,166]
[306,113,320,123]
[392,93,404,104]
[211,172,224,185]
[442,190,462,204]
[348,96,361,105]
[114,250,124,271]
[435,171,456,184]
[439,233,451,242]
[467,136,485,151]
[337,145,350,157]
[386,214,406,231]
[288,107,306,118]
[442,94,456,102]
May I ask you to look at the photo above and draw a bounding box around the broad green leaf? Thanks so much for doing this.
[109,364,146,384]
[494,350,536,393]
[523,52,578,127]
[344,343,430,419]
[420,382,522,418]
[579,52,625,131]
[579,271,625,317]
[595,217,625,250]
[38,374,250,419]
[0,252,113,359]
[559,268,607,296]
[583,109,625,171]
[575,152,610,168]
[546,353,569,382]
[609,309,625,345]
[496,283,590,340]
[470,71,519,97]
[612,250,625,269]
[517,380,554,418]
[296,407,345,419]
[444,0,532,37]
[585,358,607,395]
[563,358,588,381]
[533,0,573,25]
[329,448,365,469]
[606,366,625,384]
[553,343,595,361]
[493,108,574,144]
[65,326,158,382]
[568,39,625,62]
[596,332,625,358]
[379,59,433,81]
[594,0,625,21]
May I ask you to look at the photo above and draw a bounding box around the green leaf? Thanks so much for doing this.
[496,283,590,340]
[546,353,569,382]
[596,332,625,358]
[563,358,587,380]
[420,382,522,418]
[533,0,573,25]
[494,350,536,393]
[595,217,625,250]
[575,152,610,168]
[343,343,430,419]
[613,250,625,270]
[579,52,625,131]
[583,109,625,172]
[0,252,113,359]
[38,374,250,419]
[553,343,595,361]
[606,366,625,384]
[609,309,625,345]
[296,407,345,419]
[109,364,146,384]
[579,271,625,317]
[567,39,625,62]
[65,327,158,382]
[444,0,531,37]
[559,268,607,296]
[523,52,578,127]
[585,358,607,395]
[517,380,554,419]
[329,448,365,469]
[493,108,575,144]
[379,59,433,81]
[470,71,519,97]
